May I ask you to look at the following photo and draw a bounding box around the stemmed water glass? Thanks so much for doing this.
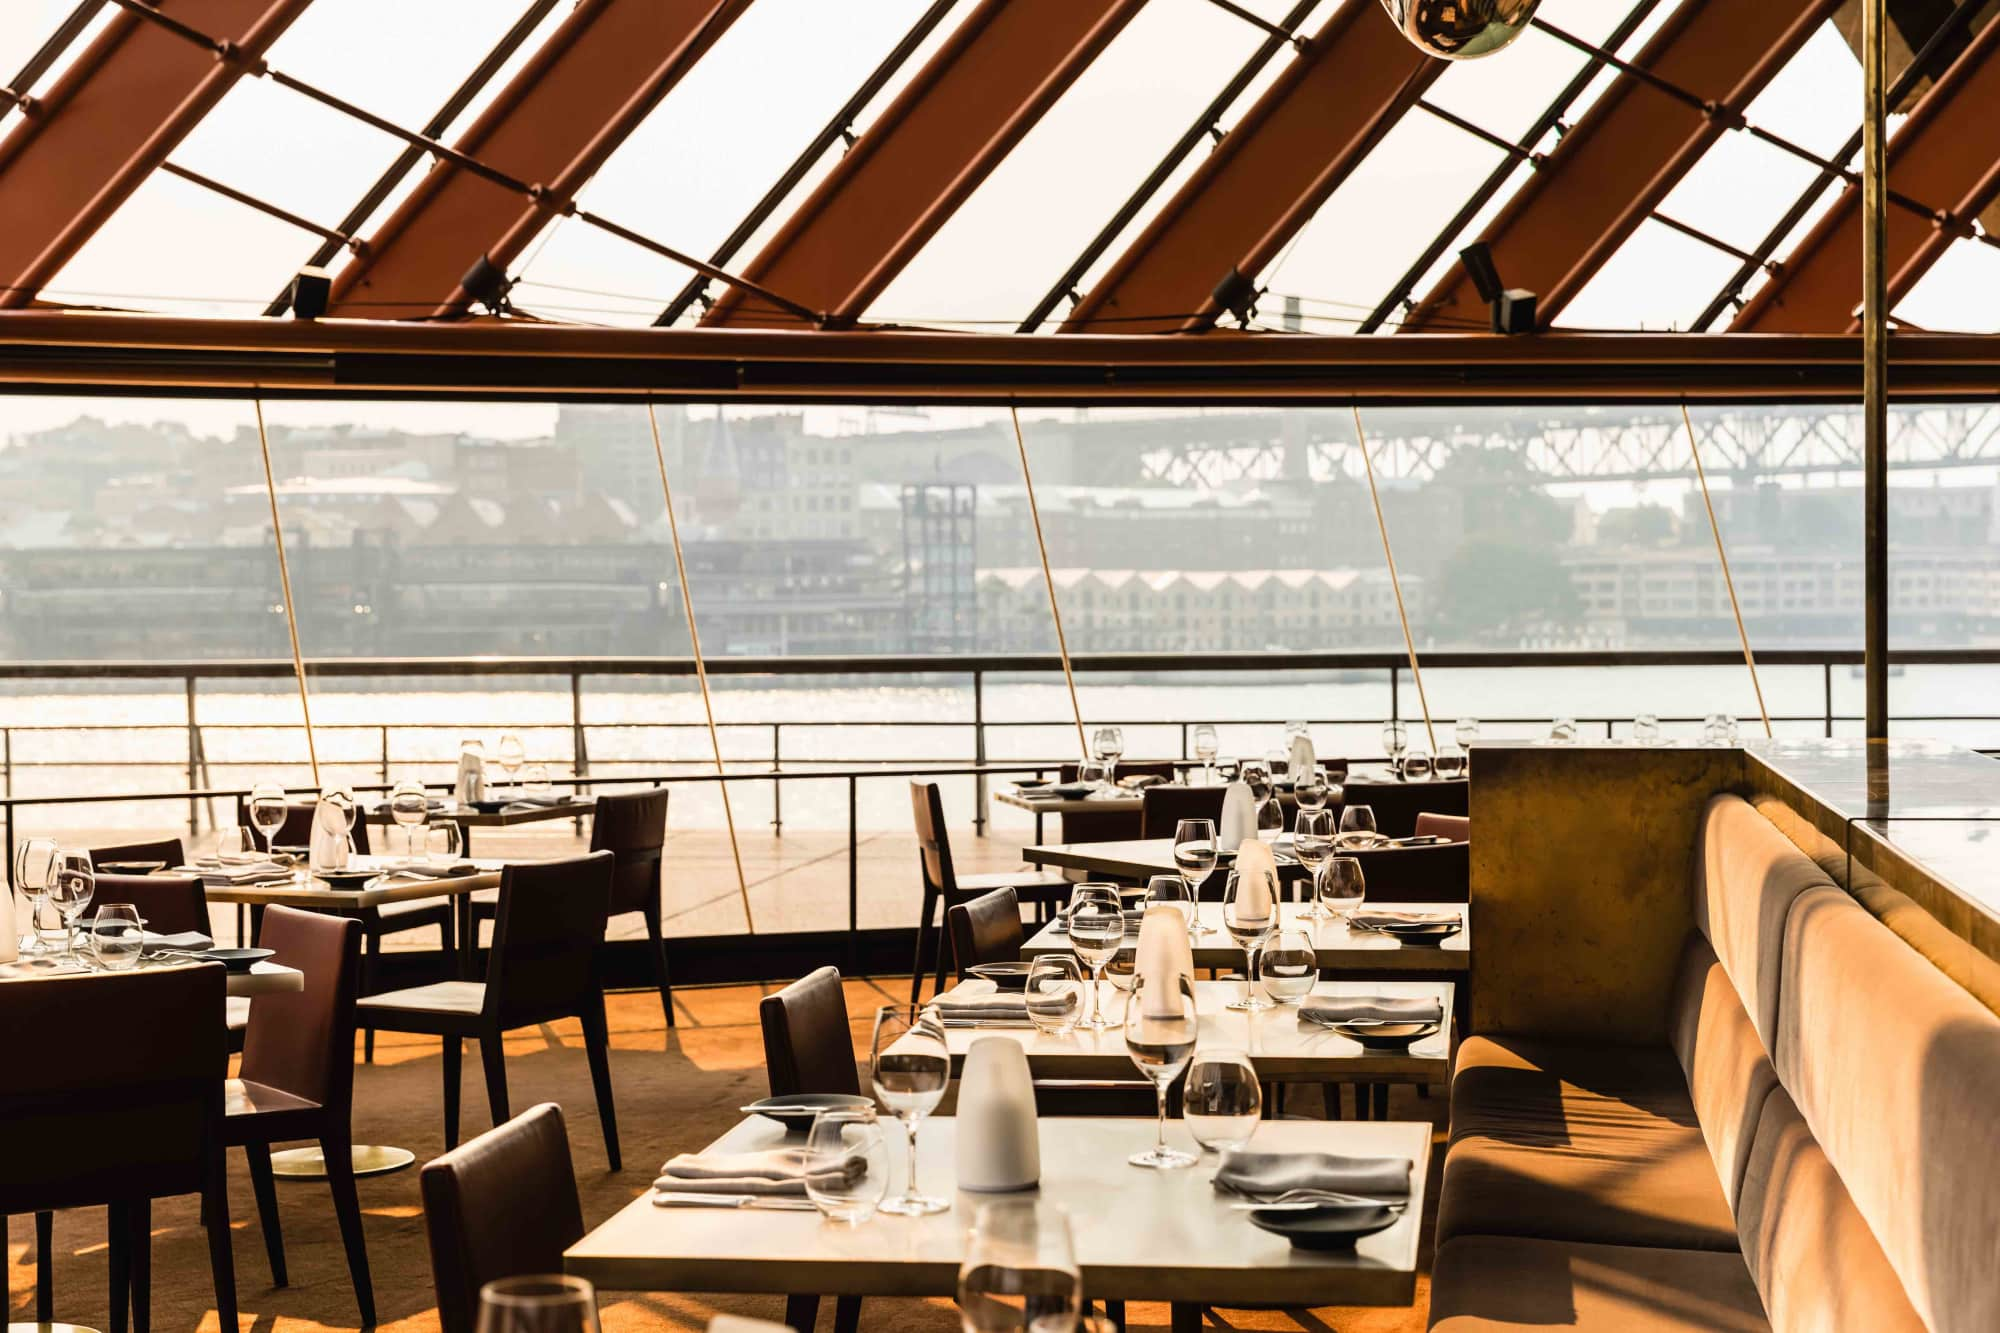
[1143,873,1196,937]
[1184,1050,1262,1156]
[1076,759,1111,794]
[1192,723,1219,783]
[1321,855,1366,919]
[1171,819,1217,936]
[497,733,526,795]
[1066,884,1124,1030]
[49,849,95,964]
[1381,720,1409,771]
[1292,809,1334,918]
[1293,766,1330,813]
[958,1200,1083,1333]
[1123,973,1198,1169]
[869,1003,951,1216]
[1434,744,1467,780]
[1222,869,1277,1012]
[390,779,430,862]
[1455,717,1481,747]
[475,1275,600,1333]
[1338,803,1380,849]
[14,836,59,956]
[1090,726,1124,787]
[249,782,289,856]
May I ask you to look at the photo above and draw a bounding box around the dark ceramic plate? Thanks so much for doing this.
[738,1093,873,1132]
[1377,922,1462,947]
[312,869,377,888]
[1246,1202,1403,1250]
[98,860,166,876]
[1326,1019,1442,1049]
[1047,783,1095,799]
[196,947,274,974]
[967,962,1035,992]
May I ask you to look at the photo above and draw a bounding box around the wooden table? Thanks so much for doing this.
[195,857,504,910]
[1022,902,1469,975]
[566,1116,1430,1324]
[360,796,593,854]
[1025,837,1312,884]
[0,955,301,997]
[934,978,1452,1084]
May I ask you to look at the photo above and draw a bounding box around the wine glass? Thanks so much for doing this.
[497,733,526,794]
[1321,855,1366,919]
[249,781,289,855]
[1103,941,1139,1024]
[1221,869,1276,1013]
[1381,719,1409,769]
[1171,818,1218,936]
[1026,955,1084,1037]
[1191,723,1219,783]
[14,835,59,956]
[1143,873,1196,936]
[49,849,95,964]
[1184,1050,1262,1155]
[1454,717,1481,747]
[1401,749,1434,782]
[803,1107,890,1225]
[475,1275,600,1333]
[1338,803,1379,849]
[214,825,255,863]
[1293,766,1329,812]
[1259,927,1317,1005]
[1124,973,1198,1169]
[869,1004,951,1216]
[390,779,430,861]
[1633,713,1662,745]
[521,764,554,798]
[1075,758,1111,794]
[1291,810,1334,917]
[1264,747,1290,783]
[958,1199,1082,1333]
[1550,716,1577,744]
[426,819,464,867]
[1434,743,1467,780]
[89,903,145,971]
[1066,885,1124,1030]
[1091,726,1124,788]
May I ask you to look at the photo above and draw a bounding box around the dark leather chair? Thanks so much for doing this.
[910,780,1070,1002]
[1341,840,1469,903]
[87,838,186,871]
[947,885,1024,981]
[420,1103,583,1333]
[465,787,674,1025]
[1415,811,1470,842]
[359,852,621,1168]
[759,965,861,1098]
[756,968,863,1333]
[91,872,208,936]
[223,906,373,1323]
[1139,784,1226,840]
[1336,777,1468,839]
[1057,760,1178,844]
[1,966,236,1333]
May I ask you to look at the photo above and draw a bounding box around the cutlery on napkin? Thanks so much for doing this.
[655,1145,867,1198]
[1298,995,1443,1026]
[1213,1150,1413,1206]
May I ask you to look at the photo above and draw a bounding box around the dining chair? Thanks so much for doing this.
[92,871,248,1051]
[464,787,674,1025]
[1340,840,1469,903]
[420,1103,583,1333]
[946,885,1024,981]
[1415,811,1470,842]
[1057,759,1178,844]
[223,905,374,1324]
[87,837,186,870]
[755,968,864,1333]
[1139,784,1226,839]
[1,965,236,1333]
[910,780,1071,1002]
[358,851,622,1168]
[1336,777,1467,839]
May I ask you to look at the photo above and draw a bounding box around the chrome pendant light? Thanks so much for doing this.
[1380,0,1539,60]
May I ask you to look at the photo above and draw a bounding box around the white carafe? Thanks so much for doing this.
[307,798,351,874]
[955,1037,1041,1192]
[1218,779,1256,848]
[453,739,486,804]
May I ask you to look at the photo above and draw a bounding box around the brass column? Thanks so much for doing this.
[1862,0,1889,745]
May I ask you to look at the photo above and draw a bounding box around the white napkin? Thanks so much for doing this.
[308,799,350,873]
[1135,905,1195,1017]
[1219,780,1256,848]
[1288,732,1317,784]
[709,1319,796,1333]
[1232,839,1280,922]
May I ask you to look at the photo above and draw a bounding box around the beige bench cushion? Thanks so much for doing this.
[1439,1035,1737,1250]
[1666,931,1778,1211]
[1735,1083,1922,1333]
[1777,885,2000,1333]
[1429,1235,1768,1332]
[1694,794,1836,1044]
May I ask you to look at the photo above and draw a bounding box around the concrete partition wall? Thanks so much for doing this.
[1469,743,1747,1043]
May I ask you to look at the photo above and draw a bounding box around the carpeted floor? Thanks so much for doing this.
[6,978,1442,1333]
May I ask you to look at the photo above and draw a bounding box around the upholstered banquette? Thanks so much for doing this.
[1430,793,2000,1332]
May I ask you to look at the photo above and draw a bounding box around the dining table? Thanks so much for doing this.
[359,793,594,854]
[0,953,302,997]
[1020,901,1469,975]
[565,1116,1432,1328]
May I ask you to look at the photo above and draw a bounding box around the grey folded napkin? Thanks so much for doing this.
[1349,909,1461,929]
[1214,1151,1412,1202]
[656,1147,867,1198]
[1299,995,1443,1025]
[930,990,1079,1022]
[504,794,571,809]
[142,930,215,953]
[1050,907,1147,936]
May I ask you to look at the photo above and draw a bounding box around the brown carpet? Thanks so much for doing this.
[6,978,1441,1333]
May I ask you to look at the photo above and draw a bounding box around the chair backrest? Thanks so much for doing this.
[88,837,187,871]
[589,787,668,917]
[1415,812,1470,843]
[1342,841,1469,904]
[1059,761,1178,844]
[486,852,614,1028]
[1338,777,1468,839]
[420,1103,584,1333]
[0,965,226,1213]
[91,872,209,936]
[241,905,361,1114]
[759,965,861,1097]
[1140,785,1226,840]
[910,780,955,895]
[947,886,1024,980]
[239,799,371,854]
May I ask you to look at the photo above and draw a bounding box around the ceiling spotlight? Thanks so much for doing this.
[288,266,330,320]
[1380,0,1539,61]
[458,252,514,315]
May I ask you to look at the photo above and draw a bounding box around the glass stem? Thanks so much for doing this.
[1154,1079,1169,1153]
[903,1116,920,1201]
[1090,963,1104,1023]
[1249,942,1263,1000]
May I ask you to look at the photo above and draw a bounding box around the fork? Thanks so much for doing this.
[1222,1187,1407,1210]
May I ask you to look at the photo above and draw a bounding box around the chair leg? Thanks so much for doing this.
[1371,1082,1389,1119]
[36,1208,53,1324]
[129,1198,151,1333]
[109,1201,130,1333]
[1103,1299,1126,1331]
[832,1294,862,1333]
[322,1132,376,1327]
[641,903,675,1028]
[909,886,939,1003]
[1320,1083,1345,1119]
[784,1294,820,1331]
[437,912,457,986]
[363,927,381,1062]
[203,1152,239,1333]
[243,1141,287,1285]
[581,1000,622,1171]
[442,1036,463,1150]
[478,1033,511,1132]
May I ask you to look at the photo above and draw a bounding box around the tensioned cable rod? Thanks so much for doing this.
[161,162,351,247]
[252,398,320,787]
[1353,406,1436,754]
[1199,0,1305,46]
[1010,407,1090,760]
[0,0,105,108]
[104,0,826,328]
[1682,401,1772,737]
